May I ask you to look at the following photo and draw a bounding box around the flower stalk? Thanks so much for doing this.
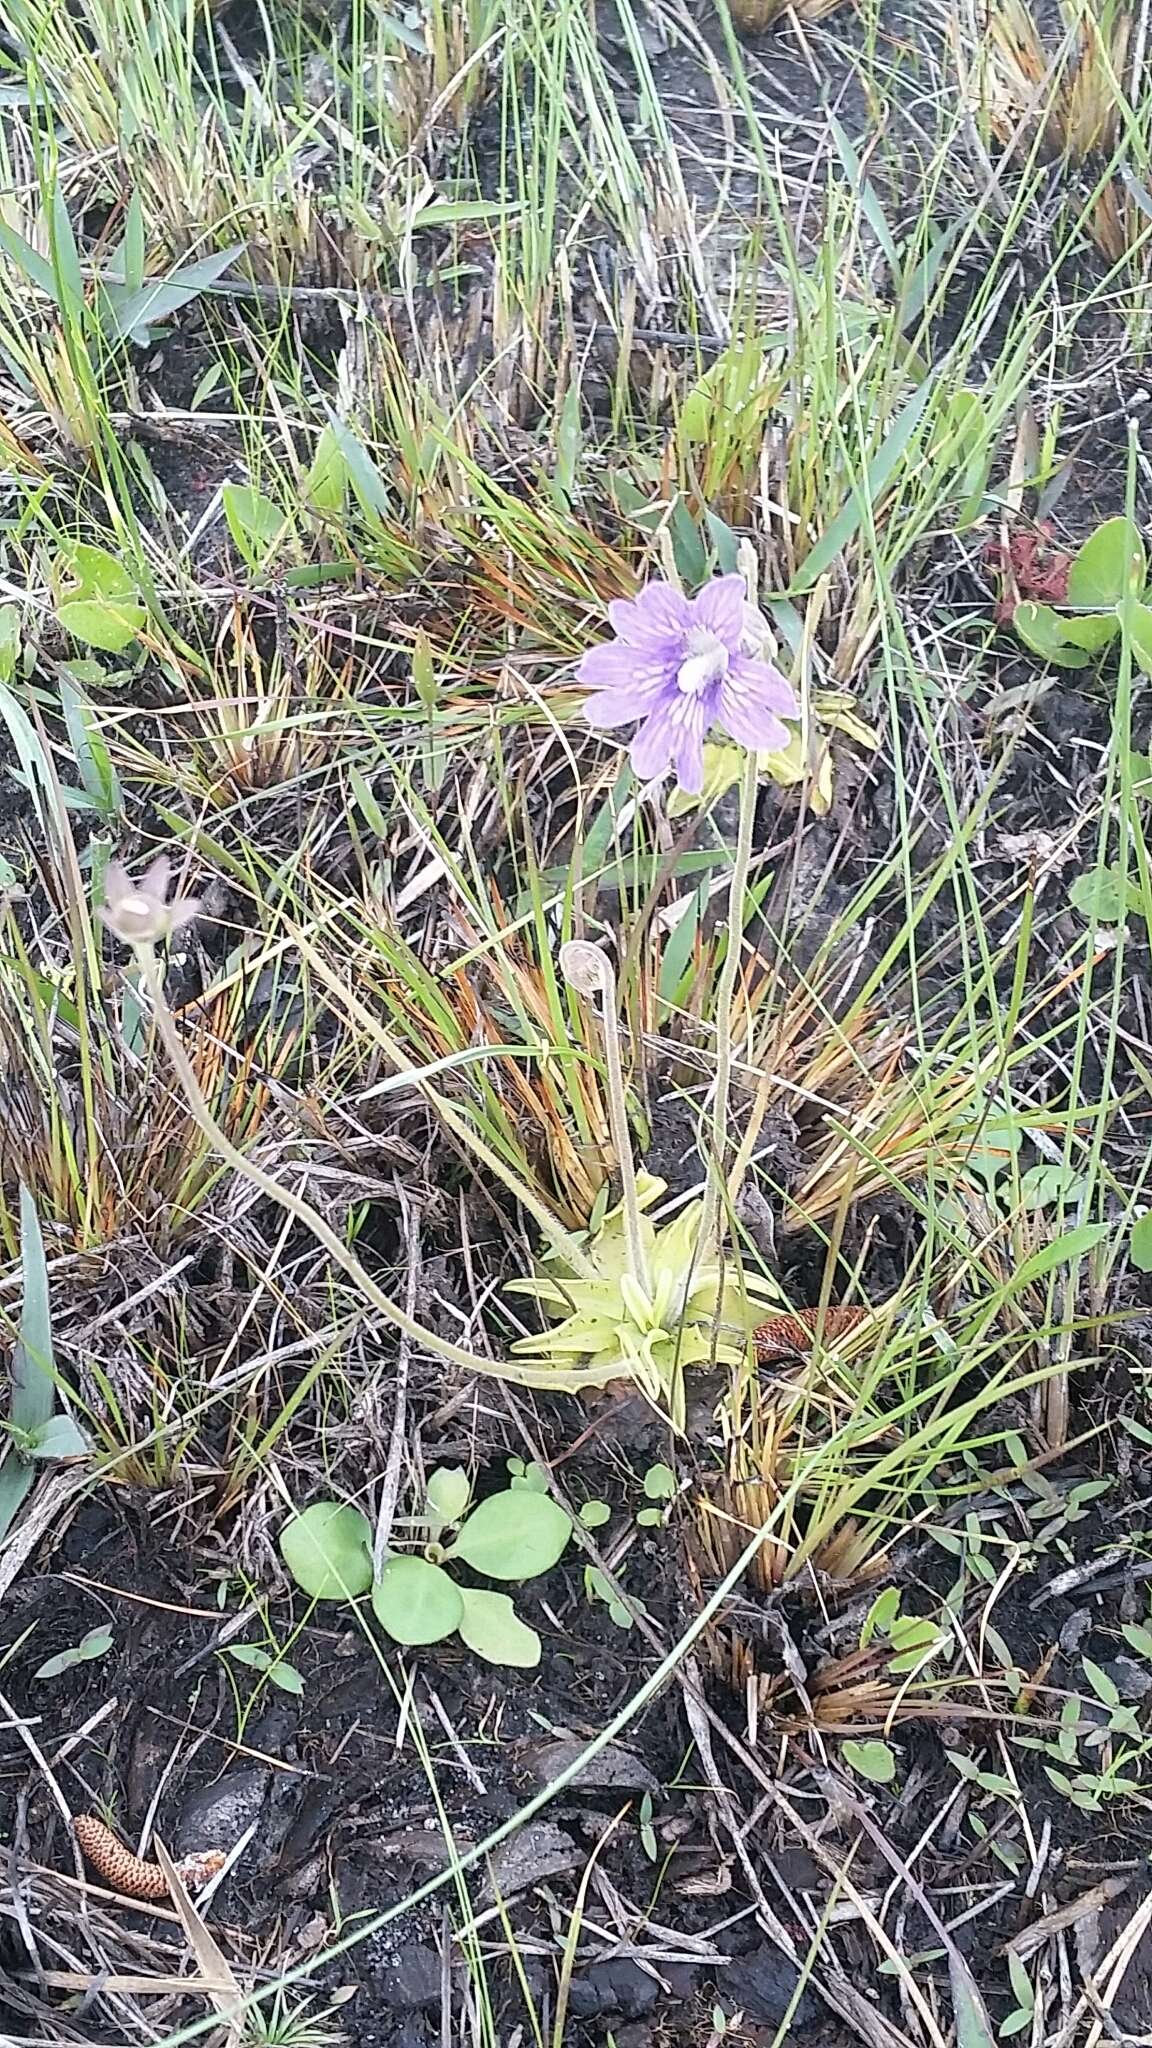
[698,741,760,1257]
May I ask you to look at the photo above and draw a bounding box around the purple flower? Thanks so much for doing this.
[577,575,798,795]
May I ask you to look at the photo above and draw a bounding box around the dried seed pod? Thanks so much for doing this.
[73,1816,226,1901]
[753,1305,870,1361]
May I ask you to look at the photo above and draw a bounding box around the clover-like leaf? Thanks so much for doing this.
[842,1738,897,1785]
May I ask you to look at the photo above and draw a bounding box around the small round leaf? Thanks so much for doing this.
[372,1556,463,1645]
[279,1502,373,1600]
[448,1489,571,1581]
[457,1589,541,1668]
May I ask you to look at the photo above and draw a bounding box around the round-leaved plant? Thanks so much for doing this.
[445,1489,571,1580]
[280,1502,373,1600]
[372,1556,464,1645]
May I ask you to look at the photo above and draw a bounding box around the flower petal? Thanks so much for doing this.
[631,692,708,792]
[585,681,671,730]
[686,574,747,650]
[607,581,692,650]
[628,703,678,782]
[576,642,637,687]
[716,658,798,753]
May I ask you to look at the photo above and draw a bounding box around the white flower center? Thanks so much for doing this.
[676,628,729,696]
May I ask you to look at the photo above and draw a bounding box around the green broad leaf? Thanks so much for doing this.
[29,1413,89,1460]
[861,1585,902,1646]
[223,1645,304,1694]
[0,605,21,682]
[842,1738,897,1785]
[950,1950,997,2048]
[103,243,242,346]
[1067,517,1146,607]
[1130,1211,1152,1272]
[33,1625,114,1681]
[324,415,392,522]
[448,1488,571,1581]
[222,484,287,572]
[223,1643,274,1671]
[266,1658,304,1694]
[425,1466,471,1529]
[57,598,145,654]
[372,1555,463,1645]
[1121,1622,1152,1657]
[643,1463,676,1501]
[508,1460,551,1494]
[1055,613,1120,652]
[303,424,349,516]
[60,676,122,819]
[1013,602,1097,668]
[0,214,61,302]
[49,187,84,318]
[1081,1657,1120,1706]
[13,1183,55,1437]
[1018,1163,1086,1209]
[58,545,139,603]
[1069,865,1136,925]
[456,1588,541,1668]
[668,501,708,588]
[1013,1223,1111,1288]
[279,1501,373,1600]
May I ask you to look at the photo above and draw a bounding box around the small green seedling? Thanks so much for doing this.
[278,1468,571,1669]
[584,1564,648,1631]
[578,1498,612,1529]
[638,1790,658,1860]
[51,545,146,655]
[859,1586,949,1674]
[506,1456,551,1493]
[0,1186,89,1545]
[33,1625,113,1681]
[221,1644,304,1696]
[1000,1953,1036,2039]
[636,1462,676,1527]
[222,484,292,575]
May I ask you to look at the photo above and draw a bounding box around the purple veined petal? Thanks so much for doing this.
[671,723,707,795]
[723,654,799,720]
[716,662,796,754]
[576,642,670,693]
[607,581,693,650]
[685,574,747,651]
[628,702,680,782]
[637,690,707,793]
[585,680,674,730]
